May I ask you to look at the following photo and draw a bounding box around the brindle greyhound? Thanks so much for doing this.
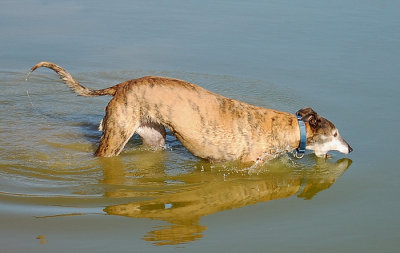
[28,62,352,163]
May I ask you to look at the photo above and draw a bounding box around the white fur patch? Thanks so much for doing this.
[307,130,350,156]
[98,119,103,131]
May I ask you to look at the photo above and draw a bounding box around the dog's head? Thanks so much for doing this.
[296,107,353,157]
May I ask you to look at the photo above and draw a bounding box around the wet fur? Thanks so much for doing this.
[28,62,352,163]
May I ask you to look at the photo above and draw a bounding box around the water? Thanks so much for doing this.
[1,0,399,252]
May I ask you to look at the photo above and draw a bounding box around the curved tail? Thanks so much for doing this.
[27,61,116,96]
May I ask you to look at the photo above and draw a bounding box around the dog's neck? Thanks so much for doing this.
[262,114,310,156]
[276,115,315,154]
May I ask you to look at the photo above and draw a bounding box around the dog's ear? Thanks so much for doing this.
[296,107,319,127]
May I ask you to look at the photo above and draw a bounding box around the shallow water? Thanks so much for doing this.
[1,0,400,252]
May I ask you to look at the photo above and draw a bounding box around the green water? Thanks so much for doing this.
[1,0,399,252]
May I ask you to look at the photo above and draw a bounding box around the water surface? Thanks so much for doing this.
[1,0,399,252]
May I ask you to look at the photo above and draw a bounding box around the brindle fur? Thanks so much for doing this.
[28,62,352,162]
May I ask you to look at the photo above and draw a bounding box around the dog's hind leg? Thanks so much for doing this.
[136,122,166,148]
[95,100,139,157]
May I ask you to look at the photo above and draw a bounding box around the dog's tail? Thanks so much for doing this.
[27,61,116,96]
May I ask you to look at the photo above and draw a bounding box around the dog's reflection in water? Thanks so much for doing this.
[103,157,352,246]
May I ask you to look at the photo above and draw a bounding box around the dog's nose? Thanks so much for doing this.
[348,145,353,153]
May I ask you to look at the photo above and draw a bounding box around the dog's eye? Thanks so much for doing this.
[333,132,338,137]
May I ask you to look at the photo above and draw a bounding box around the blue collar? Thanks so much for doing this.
[296,115,307,158]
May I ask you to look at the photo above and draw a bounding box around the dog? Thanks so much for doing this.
[28,62,352,163]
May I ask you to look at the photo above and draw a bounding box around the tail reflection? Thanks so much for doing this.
[103,157,352,246]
